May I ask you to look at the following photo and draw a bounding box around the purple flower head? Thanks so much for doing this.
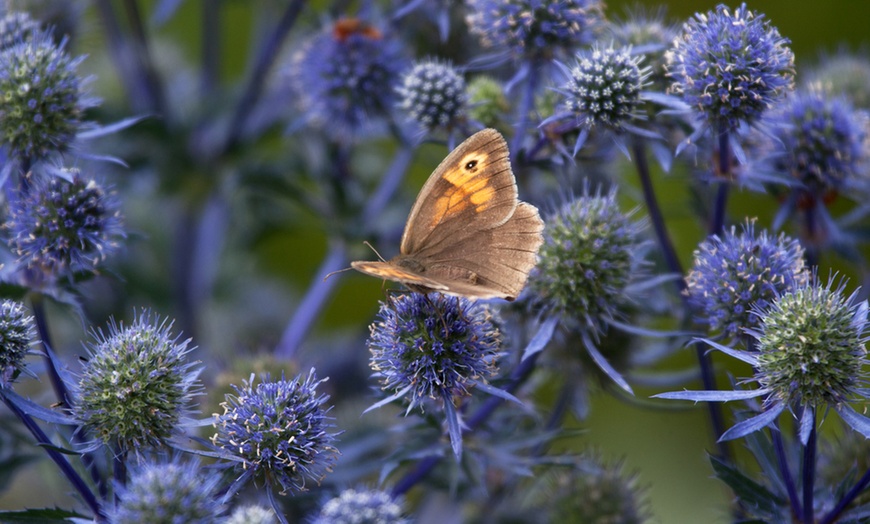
[212,370,338,495]
[397,58,467,133]
[667,3,794,131]
[0,300,35,387]
[311,488,409,524]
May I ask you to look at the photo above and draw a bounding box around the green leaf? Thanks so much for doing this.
[709,454,783,517]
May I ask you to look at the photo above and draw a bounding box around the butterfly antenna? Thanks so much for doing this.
[364,241,386,262]
[322,266,354,282]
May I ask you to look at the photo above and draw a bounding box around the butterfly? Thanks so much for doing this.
[351,129,545,301]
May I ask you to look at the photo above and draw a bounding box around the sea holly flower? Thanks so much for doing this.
[73,311,202,455]
[211,369,338,495]
[225,505,277,524]
[804,51,870,110]
[666,4,794,140]
[524,186,648,395]
[0,299,35,387]
[109,457,226,524]
[609,7,678,92]
[544,43,653,157]
[310,488,410,524]
[288,19,405,141]
[396,58,468,140]
[366,292,518,457]
[685,221,808,339]
[6,170,124,277]
[656,275,870,443]
[0,11,41,49]
[466,76,509,129]
[0,29,98,164]
[465,0,605,62]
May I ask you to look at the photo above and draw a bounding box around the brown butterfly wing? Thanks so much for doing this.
[412,202,545,300]
[350,261,448,291]
[400,129,518,256]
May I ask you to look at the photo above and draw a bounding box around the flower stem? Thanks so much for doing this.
[510,62,540,169]
[821,464,870,524]
[711,124,731,235]
[220,0,307,153]
[391,351,540,496]
[772,422,801,518]
[801,416,816,523]
[275,143,416,358]
[122,0,168,116]
[0,391,102,517]
[201,0,221,95]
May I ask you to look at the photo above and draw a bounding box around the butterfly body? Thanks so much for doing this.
[352,129,544,301]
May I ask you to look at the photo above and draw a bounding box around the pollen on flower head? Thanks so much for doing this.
[367,292,501,410]
[465,0,605,60]
[751,276,870,408]
[288,19,404,141]
[0,29,95,160]
[0,300,35,387]
[310,488,410,524]
[527,187,645,332]
[666,3,794,130]
[559,43,649,132]
[110,457,225,524]
[397,58,466,132]
[73,311,202,454]
[211,369,338,495]
[685,221,808,338]
[6,171,124,276]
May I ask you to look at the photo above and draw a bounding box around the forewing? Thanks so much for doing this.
[350,260,449,291]
[417,202,545,300]
[400,129,518,255]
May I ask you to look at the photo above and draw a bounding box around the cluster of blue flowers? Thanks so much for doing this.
[0,1,869,523]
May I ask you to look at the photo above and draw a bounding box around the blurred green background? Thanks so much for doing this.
[1,0,869,522]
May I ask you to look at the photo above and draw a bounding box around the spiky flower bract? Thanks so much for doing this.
[211,369,338,495]
[609,8,678,91]
[6,171,123,276]
[528,187,645,332]
[289,19,404,141]
[551,43,650,153]
[225,505,277,524]
[761,89,869,195]
[0,11,41,49]
[74,311,201,454]
[0,300,35,387]
[666,3,794,131]
[520,454,649,524]
[310,488,409,524]
[685,221,808,339]
[465,0,605,60]
[397,58,466,133]
[109,457,225,524]
[750,276,869,409]
[367,292,501,410]
[0,30,95,160]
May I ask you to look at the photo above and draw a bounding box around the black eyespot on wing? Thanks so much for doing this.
[465,159,478,171]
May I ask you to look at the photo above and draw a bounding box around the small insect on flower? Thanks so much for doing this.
[211,369,338,495]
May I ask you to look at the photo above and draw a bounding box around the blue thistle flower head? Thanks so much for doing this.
[685,220,808,339]
[310,488,409,524]
[609,8,679,92]
[805,52,870,110]
[226,505,276,524]
[527,186,646,333]
[0,11,41,49]
[397,58,467,133]
[0,29,97,160]
[74,311,202,454]
[465,0,605,60]
[211,369,338,495]
[6,171,124,277]
[367,293,502,410]
[555,43,650,134]
[750,276,870,410]
[289,19,405,141]
[761,88,869,195]
[666,3,794,131]
[109,457,226,524]
[0,299,35,387]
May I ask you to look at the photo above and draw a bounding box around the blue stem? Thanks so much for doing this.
[821,463,870,524]
[391,350,541,496]
[275,143,416,358]
[711,124,730,235]
[801,415,816,523]
[0,392,102,518]
[121,0,168,116]
[201,0,220,95]
[510,62,540,169]
[772,422,801,519]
